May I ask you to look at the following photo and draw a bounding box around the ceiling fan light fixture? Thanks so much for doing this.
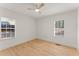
[35,9,40,12]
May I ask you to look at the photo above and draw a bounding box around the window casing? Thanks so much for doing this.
[0,17,15,39]
[54,20,64,36]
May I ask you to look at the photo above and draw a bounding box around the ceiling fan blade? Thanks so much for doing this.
[38,3,44,9]
[37,10,41,14]
[34,3,38,9]
[26,8,34,10]
[34,3,44,9]
[39,11,41,14]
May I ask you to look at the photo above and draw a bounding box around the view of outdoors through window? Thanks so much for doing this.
[54,20,64,36]
[0,17,15,39]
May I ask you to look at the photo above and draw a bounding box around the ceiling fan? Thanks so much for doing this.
[26,3,44,14]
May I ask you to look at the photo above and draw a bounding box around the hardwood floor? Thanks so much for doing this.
[0,39,78,56]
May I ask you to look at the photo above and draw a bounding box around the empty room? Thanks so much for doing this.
[0,3,79,56]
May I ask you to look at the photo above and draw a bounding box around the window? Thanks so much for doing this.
[54,20,64,36]
[0,17,15,39]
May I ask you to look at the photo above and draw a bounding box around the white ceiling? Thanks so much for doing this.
[0,3,79,18]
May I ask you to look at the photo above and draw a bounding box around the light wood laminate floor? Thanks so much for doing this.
[0,39,78,56]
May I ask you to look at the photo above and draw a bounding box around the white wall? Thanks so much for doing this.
[0,7,36,50]
[0,7,77,50]
[77,8,79,51]
[37,9,77,48]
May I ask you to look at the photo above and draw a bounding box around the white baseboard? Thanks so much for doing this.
[0,38,35,51]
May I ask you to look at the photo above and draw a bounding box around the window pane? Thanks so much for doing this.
[0,17,15,39]
[1,32,6,38]
[55,20,64,36]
